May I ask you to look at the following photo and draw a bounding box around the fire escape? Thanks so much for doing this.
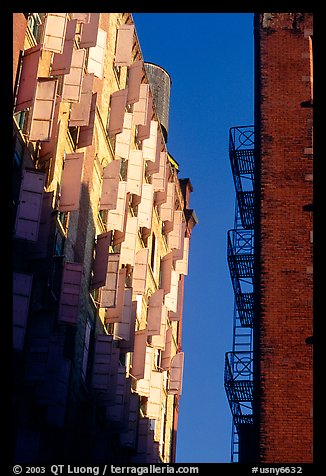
[224,126,255,462]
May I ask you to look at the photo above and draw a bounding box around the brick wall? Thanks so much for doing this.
[255,13,313,463]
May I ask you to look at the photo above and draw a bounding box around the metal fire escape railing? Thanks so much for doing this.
[224,126,255,463]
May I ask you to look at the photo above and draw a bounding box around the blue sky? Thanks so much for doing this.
[133,13,254,463]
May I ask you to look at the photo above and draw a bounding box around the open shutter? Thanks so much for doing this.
[51,19,77,76]
[92,334,114,390]
[115,112,133,159]
[104,269,128,322]
[155,166,170,206]
[160,251,173,295]
[168,211,184,256]
[58,262,83,325]
[92,231,112,289]
[62,48,86,103]
[77,92,97,148]
[137,94,153,141]
[151,306,167,350]
[142,121,158,163]
[42,13,68,54]
[38,95,61,161]
[119,300,137,353]
[164,270,179,313]
[107,89,128,136]
[87,28,107,79]
[29,78,58,142]
[13,272,33,351]
[107,181,128,232]
[14,170,45,241]
[126,149,144,196]
[133,83,150,126]
[71,13,91,24]
[138,183,153,229]
[79,13,100,48]
[14,44,41,113]
[159,182,175,222]
[99,253,120,308]
[131,329,148,380]
[175,236,189,276]
[132,248,149,295]
[147,289,164,336]
[28,191,55,259]
[114,24,135,66]
[168,278,184,322]
[161,326,173,370]
[120,216,138,266]
[127,60,143,105]
[168,352,184,395]
[81,320,92,380]
[69,73,94,127]
[120,392,139,448]
[147,370,163,419]
[114,288,133,339]
[58,152,84,212]
[152,151,167,191]
[99,159,121,210]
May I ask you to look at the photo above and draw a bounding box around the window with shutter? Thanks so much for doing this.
[62,48,86,103]
[99,159,121,211]
[127,60,143,105]
[107,89,128,136]
[69,73,94,127]
[92,231,112,289]
[132,248,149,295]
[138,183,153,229]
[99,253,120,308]
[51,19,77,76]
[168,352,184,395]
[115,112,133,160]
[77,92,97,148]
[79,13,100,48]
[41,13,68,54]
[14,44,42,113]
[127,149,144,196]
[133,83,150,126]
[87,28,107,79]
[114,24,135,66]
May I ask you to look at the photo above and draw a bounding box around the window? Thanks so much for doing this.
[150,233,156,274]
[27,13,43,43]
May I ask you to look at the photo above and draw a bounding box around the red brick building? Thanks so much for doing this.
[254,12,313,463]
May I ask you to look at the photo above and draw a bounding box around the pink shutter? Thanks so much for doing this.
[168,352,184,395]
[14,44,41,113]
[147,289,164,336]
[151,307,167,350]
[168,279,184,322]
[135,344,152,394]
[155,166,170,206]
[114,288,133,339]
[69,73,94,127]
[127,60,143,105]
[77,92,97,148]
[58,262,83,325]
[138,183,153,229]
[164,270,179,313]
[146,134,161,176]
[114,24,135,66]
[13,272,33,351]
[168,210,184,252]
[132,248,149,295]
[137,94,153,141]
[142,121,158,163]
[92,231,112,289]
[92,334,114,390]
[29,78,58,142]
[14,170,45,242]
[152,151,167,191]
[79,13,100,48]
[42,13,68,54]
[120,392,139,448]
[99,253,120,308]
[173,222,186,261]
[62,48,86,103]
[107,365,127,422]
[71,13,91,24]
[99,159,121,210]
[147,370,163,419]
[160,251,173,295]
[28,191,55,259]
[115,112,133,159]
[87,28,107,79]
[175,236,189,275]
[131,329,148,379]
[58,152,84,212]
[126,149,144,196]
[161,326,173,370]
[120,300,137,353]
[38,96,61,162]
[120,216,138,266]
[107,89,128,136]
[159,182,175,221]
[133,83,150,126]
[51,19,77,75]
[104,267,127,321]
[107,181,128,231]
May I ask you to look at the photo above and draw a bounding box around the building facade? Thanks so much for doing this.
[12,12,197,464]
[225,12,313,463]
